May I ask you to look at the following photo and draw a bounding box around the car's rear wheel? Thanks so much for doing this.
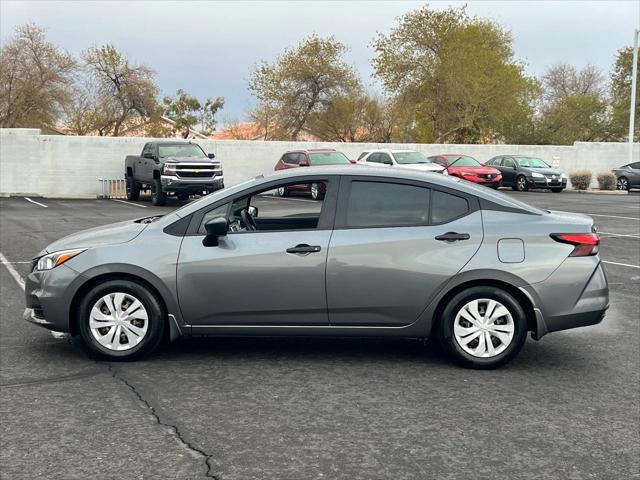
[77,280,165,360]
[151,178,167,206]
[514,175,529,192]
[126,175,140,201]
[617,176,630,191]
[438,286,527,369]
[311,183,325,200]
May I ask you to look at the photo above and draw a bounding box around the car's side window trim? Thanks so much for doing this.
[333,176,479,230]
[185,175,340,236]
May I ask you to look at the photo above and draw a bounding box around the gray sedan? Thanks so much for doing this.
[24,167,609,368]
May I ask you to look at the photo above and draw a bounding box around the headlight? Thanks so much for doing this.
[163,164,177,176]
[561,173,567,179]
[36,248,86,271]
[531,172,544,178]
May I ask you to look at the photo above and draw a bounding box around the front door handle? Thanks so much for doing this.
[435,232,470,242]
[286,244,322,254]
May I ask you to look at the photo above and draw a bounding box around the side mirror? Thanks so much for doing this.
[383,159,393,165]
[208,153,216,159]
[143,152,155,160]
[247,206,258,218]
[299,159,310,167]
[349,159,357,164]
[512,165,517,170]
[203,217,228,247]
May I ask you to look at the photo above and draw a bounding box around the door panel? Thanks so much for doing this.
[326,212,483,326]
[177,230,332,325]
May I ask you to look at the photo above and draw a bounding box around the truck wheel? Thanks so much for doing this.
[126,175,140,201]
[151,178,167,206]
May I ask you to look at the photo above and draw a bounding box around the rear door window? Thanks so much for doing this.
[431,190,469,224]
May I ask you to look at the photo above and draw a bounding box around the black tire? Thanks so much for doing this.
[514,175,529,192]
[617,176,630,191]
[310,183,325,201]
[126,175,140,201]
[177,193,189,201]
[437,286,528,369]
[151,178,167,206]
[551,188,564,193]
[76,279,165,360]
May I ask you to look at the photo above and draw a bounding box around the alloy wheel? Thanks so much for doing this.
[311,183,319,200]
[89,292,149,351]
[617,177,629,190]
[517,176,527,191]
[453,298,515,358]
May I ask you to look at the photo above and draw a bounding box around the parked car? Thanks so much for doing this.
[428,155,502,188]
[612,161,640,191]
[274,148,352,199]
[25,166,608,368]
[486,155,567,192]
[125,141,223,206]
[357,149,446,174]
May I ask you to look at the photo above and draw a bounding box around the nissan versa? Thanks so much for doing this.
[24,167,609,368]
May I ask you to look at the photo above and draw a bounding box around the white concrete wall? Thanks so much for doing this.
[1,128,637,197]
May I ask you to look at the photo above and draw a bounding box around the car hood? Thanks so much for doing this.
[449,166,500,175]
[395,163,445,172]
[163,156,218,164]
[44,219,149,253]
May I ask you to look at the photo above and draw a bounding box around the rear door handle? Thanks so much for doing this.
[286,244,322,254]
[435,232,470,242]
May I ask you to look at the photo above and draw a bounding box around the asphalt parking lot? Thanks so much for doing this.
[1,190,639,480]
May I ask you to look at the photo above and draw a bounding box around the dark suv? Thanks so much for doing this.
[274,149,352,199]
[486,155,567,192]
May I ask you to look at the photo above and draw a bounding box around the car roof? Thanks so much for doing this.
[287,148,338,154]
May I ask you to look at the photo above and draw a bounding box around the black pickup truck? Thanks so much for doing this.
[124,141,224,205]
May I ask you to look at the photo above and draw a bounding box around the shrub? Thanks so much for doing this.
[569,169,592,190]
[596,171,616,190]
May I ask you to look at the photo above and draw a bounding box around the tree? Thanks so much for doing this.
[0,23,76,129]
[609,46,640,141]
[372,5,538,143]
[537,64,609,144]
[249,35,360,140]
[162,89,224,138]
[82,44,159,136]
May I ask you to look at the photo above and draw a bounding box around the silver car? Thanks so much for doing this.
[24,167,609,368]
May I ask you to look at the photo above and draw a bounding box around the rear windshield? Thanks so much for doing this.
[394,151,433,165]
[517,157,550,168]
[158,144,207,159]
[309,152,351,165]
[447,156,481,167]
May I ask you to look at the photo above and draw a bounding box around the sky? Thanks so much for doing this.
[1,0,639,122]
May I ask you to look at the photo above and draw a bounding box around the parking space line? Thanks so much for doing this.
[111,199,148,208]
[24,197,48,208]
[599,232,640,239]
[603,260,640,269]
[588,213,639,220]
[0,251,25,290]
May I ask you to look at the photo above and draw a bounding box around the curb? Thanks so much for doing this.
[568,189,628,195]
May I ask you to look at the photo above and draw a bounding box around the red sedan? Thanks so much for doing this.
[428,154,502,188]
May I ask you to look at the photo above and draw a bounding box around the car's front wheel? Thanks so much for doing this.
[126,175,140,201]
[310,183,325,200]
[151,178,167,206]
[438,286,527,369]
[514,175,529,192]
[617,176,630,191]
[76,279,165,360]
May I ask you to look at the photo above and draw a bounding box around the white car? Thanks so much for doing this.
[357,149,447,174]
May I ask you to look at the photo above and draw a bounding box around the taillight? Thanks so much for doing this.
[550,233,600,256]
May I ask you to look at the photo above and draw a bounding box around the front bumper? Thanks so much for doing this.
[24,264,83,333]
[161,175,224,193]
[528,177,567,189]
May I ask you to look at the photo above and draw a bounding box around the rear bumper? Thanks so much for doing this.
[522,259,609,338]
[161,175,224,192]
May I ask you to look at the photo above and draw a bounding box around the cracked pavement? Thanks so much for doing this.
[1,192,639,479]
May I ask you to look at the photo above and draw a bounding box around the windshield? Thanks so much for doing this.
[448,156,481,167]
[309,152,351,165]
[393,151,433,164]
[516,157,550,168]
[158,144,207,159]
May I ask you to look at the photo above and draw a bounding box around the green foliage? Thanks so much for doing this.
[372,4,537,143]
[539,94,609,144]
[163,89,224,138]
[568,169,593,190]
[609,47,640,141]
[249,35,360,140]
[0,23,77,129]
[596,171,616,190]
